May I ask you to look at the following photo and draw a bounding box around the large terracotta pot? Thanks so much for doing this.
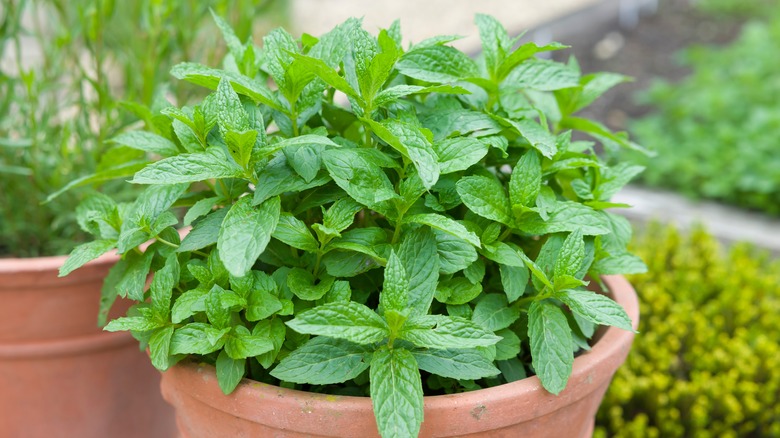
[0,253,176,438]
[160,275,638,438]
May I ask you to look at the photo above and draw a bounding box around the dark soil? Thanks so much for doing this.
[552,0,747,132]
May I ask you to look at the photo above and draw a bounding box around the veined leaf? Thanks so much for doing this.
[286,301,389,345]
[528,301,573,394]
[414,348,500,380]
[370,348,424,438]
[456,176,513,226]
[131,148,244,184]
[271,337,371,385]
[217,196,281,277]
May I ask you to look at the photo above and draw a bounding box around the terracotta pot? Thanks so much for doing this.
[160,275,638,438]
[0,253,176,438]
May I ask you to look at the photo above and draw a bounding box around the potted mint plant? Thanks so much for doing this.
[63,13,647,437]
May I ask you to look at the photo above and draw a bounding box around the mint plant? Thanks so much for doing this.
[62,14,646,438]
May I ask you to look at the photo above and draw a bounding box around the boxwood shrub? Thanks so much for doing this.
[595,224,780,437]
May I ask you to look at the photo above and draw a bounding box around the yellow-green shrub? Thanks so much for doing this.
[595,225,780,437]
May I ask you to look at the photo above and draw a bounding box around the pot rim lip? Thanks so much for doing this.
[168,274,638,417]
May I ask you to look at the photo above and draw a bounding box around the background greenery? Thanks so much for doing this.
[629,3,780,214]
[0,0,286,257]
[595,224,780,437]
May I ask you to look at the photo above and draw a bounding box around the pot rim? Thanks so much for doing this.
[162,275,638,435]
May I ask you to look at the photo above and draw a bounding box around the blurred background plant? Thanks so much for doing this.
[0,0,287,257]
[627,1,780,214]
[595,224,780,437]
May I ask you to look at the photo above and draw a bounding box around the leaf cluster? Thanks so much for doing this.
[63,13,645,438]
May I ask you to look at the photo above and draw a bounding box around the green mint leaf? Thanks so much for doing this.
[289,53,361,101]
[282,144,322,183]
[255,134,338,159]
[286,301,389,345]
[435,230,478,275]
[554,228,585,280]
[432,137,489,174]
[209,9,245,61]
[254,318,287,368]
[215,78,250,132]
[495,328,522,360]
[183,197,219,226]
[307,17,360,68]
[218,196,281,277]
[109,131,179,157]
[456,176,513,225]
[59,239,116,277]
[472,294,520,331]
[286,268,335,301]
[178,208,227,253]
[570,72,630,114]
[113,250,154,301]
[475,14,511,79]
[528,300,574,395]
[414,348,501,380]
[131,149,243,184]
[171,288,211,324]
[403,214,480,247]
[556,289,634,331]
[272,213,319,252]
[216,350,245,395]
[170,322,229,355]
[370,348,424,438]
[262,28,297,91]
[322,148,397,208]
[170,63,283,111]
[253,155,331,206]
[148,325,175,371]
[103,315,158,333]
[398,228,440,316]
[435,277,482,305]
[500,118,557,159]
[519,201,611,236]
[497,357,528,382]
[503,59,580,91]
[205,285,232,330]
[559,116,650,155]
[373,84,470,107]
[150,255,180,321]
[496,41,568,80]
[246,289,283,321]
[397,45,478,83]
[401,315,501,349]
[224,325,274,360]
[593,163,645,201]
[509,150,541,207]
[499,263,529,303]
[380,250,408,314]
[421,107,503,141]
[271,336,371,385]
[364,118,440,190]
[322,198,363,234]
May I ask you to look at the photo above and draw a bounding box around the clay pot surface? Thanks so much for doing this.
[0,253,176,438]
[161,275,638,438]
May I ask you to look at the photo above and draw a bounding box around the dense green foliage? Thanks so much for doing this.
[595,225,780,437]
[62,15,646,438]
[0,0,284,257]
[630,14,780,214]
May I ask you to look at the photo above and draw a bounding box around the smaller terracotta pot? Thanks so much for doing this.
[0,253,176,438]
[161,275,639,438]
